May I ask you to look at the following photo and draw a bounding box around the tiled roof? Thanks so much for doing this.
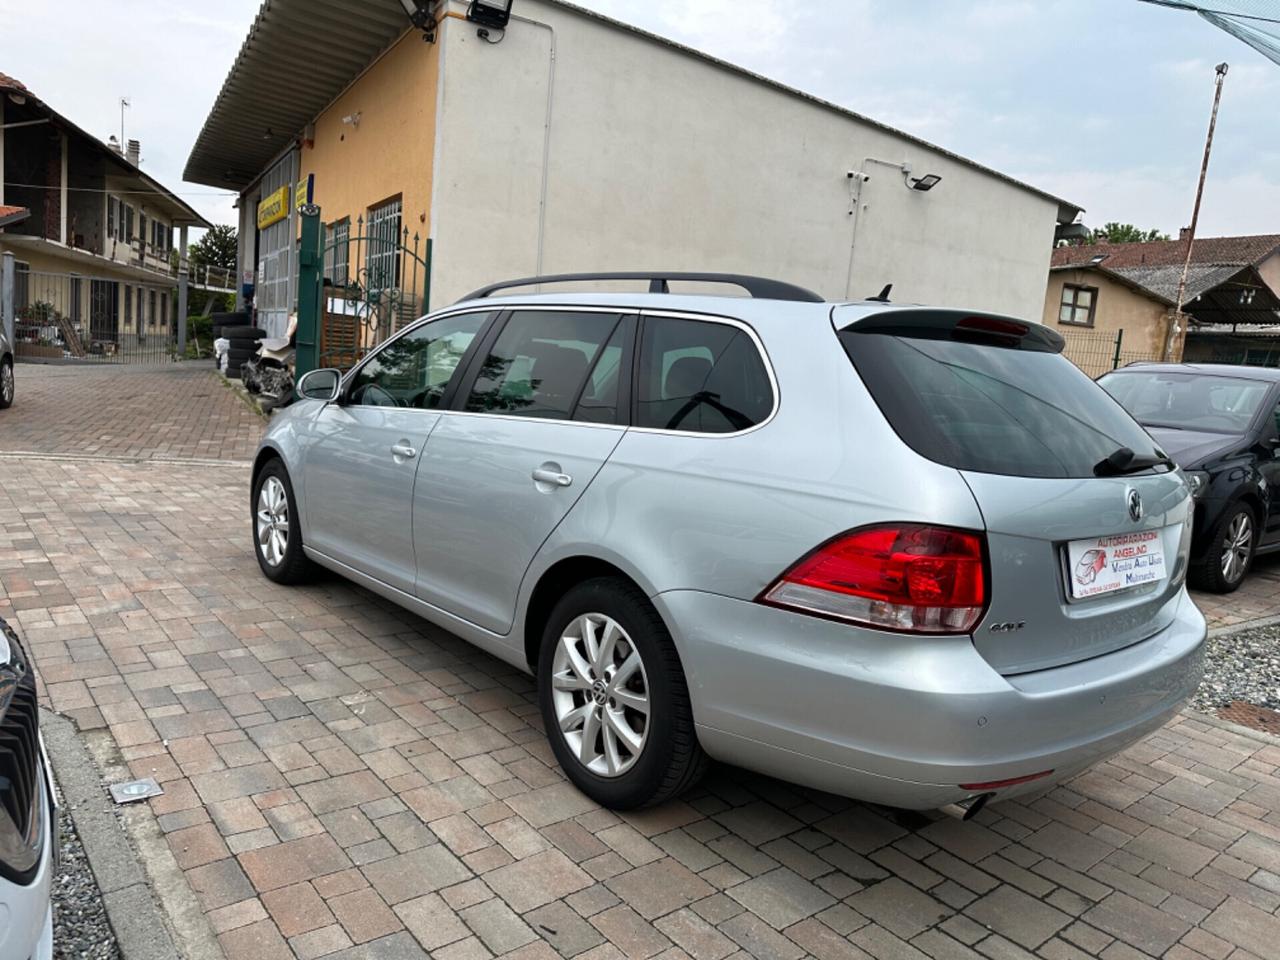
[1052,234,1280,270]
[0,204,30,227]
[0,72,27,93]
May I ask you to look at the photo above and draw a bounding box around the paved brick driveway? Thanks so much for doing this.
[4,366,1280,960]
[2,362,262,460]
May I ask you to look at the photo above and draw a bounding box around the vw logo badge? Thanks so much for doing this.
[1127,489,1143,523]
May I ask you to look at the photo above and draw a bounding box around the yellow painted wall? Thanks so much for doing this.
[299,29,439,263]
[1043,268,1182,376]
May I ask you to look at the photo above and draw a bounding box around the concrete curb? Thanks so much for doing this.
[218,371,269,421]
[1207,611,1280,639]
[41,711,224,960]
[1182,705,1280,746]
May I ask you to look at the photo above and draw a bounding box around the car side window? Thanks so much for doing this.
[635,316,773,433]
[348,312,490,409]
[465,311,624,421]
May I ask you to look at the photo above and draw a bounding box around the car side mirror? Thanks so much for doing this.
[296,368,342,402]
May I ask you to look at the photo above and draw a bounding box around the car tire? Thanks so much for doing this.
[1191,502,1256,594]
[538,577,706,809]
[0,356,13,409]
[224,326,267,341]
[251,459,314,585]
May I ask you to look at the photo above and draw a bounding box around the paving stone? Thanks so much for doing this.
[590,905,673,960]
[484,848,594,913]
[606,858,715,921]
[1201,897,1280,958]
[262,882,335,938]
[527,901,607,957]
[965,886,1070,950]
[240,834,353,893]
[717,912,804,960]
[330,887,404,944]
[1082,892,1192,956]
[362,843,472,905]
[461,898,539,955]
[846,877,952,940]
[724,866,834,929]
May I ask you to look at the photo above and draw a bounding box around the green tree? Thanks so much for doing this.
[1088,222,1171,244]
[189,223,238,270]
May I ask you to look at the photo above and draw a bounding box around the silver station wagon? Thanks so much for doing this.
[251,273,1205,817]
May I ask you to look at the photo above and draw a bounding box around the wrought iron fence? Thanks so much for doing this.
[11,269,177,363]
[316,217,432,372]
[1060,328,1162,379]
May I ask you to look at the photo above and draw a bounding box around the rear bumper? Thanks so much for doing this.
[0,735,56,960]
[656,588,1205,809]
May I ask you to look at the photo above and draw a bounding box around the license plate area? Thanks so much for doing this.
[1065,530,1167,600]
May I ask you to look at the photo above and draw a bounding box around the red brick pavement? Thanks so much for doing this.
[4,366,1280,960]
[4,455,1280,960]
[0,362,264,461]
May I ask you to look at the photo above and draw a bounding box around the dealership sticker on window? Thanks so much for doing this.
[1066,530,1166,599]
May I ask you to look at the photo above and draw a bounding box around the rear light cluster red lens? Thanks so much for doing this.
[760,524,987,634]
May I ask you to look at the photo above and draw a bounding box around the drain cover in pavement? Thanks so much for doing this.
[1218,701,1280,736]
[109,778,164,804]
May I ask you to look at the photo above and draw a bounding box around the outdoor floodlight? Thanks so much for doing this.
[398,0,433,30]
[467,0,514,29]
[910,174,942,192]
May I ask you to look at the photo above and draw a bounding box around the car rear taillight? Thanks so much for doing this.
[759,524,987,634]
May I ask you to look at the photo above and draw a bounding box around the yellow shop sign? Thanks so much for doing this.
[257,186,290,229]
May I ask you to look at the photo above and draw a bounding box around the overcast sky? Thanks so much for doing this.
[2,0,1276,238]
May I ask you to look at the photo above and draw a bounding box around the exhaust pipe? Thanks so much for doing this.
[939,793,993,822]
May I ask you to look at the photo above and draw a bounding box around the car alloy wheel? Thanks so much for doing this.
[1221,510,1253,584]
[0,360,12,405]
[550,612,650,777]
[256,476,290,568]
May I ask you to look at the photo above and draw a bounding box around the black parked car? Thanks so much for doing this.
[1099,363,1280,593]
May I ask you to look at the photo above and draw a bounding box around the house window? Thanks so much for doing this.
[14,261,29,309]
[149,289,157,327]
[160,291,167,326]
[1059,284,1097,326]
[326,218,350,286]
[366,197,402,292]
[107,197,117,239]
[123,204,135,244]
[70,276,83,324]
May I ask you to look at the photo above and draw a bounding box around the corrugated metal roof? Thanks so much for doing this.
[185,0,1082,219]
[183,0,411,188]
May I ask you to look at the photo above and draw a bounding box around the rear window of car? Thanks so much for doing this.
[1098,370,1270,435]
[840,328,1164,479]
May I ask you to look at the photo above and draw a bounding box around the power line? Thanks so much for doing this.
[2,181,236,198]
[1139,1,1280,25]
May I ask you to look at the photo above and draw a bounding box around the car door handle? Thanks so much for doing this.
[391,443,417,460]
[532,466,573,487]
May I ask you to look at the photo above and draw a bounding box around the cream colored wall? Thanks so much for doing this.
[1044,268,1179,375]
[299,29,440,262]
[427,0,1065,315]
[1257,250,1280,296]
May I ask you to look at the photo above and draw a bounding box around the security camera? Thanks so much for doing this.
[846,171,870,182]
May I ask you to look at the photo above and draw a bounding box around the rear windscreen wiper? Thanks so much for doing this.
[1093,446,1172,477]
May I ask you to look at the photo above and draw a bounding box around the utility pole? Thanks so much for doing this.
[1165,62,1228,361]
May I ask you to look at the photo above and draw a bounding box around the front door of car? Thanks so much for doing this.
[301,311,493,592]
[413,309,634,634]
[1259,394,1280,543]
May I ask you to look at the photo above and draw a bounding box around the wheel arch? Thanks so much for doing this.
[522,555,658,670]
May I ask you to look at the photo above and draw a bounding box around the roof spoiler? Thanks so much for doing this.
[840,309,1066,353]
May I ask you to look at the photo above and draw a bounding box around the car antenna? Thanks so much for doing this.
[867,284,893,302]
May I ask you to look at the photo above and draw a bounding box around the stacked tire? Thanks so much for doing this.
[211,311,250,341]
[224,326,266,380]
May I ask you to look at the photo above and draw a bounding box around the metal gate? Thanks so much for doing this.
[296,205,432,377]
[10,268,177,363]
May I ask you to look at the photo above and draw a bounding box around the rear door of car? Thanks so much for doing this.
[300,310,494,592]
[411,308,634,634]
[838,309,1193,676]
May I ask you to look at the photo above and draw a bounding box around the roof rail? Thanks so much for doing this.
[458,272,825,304]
